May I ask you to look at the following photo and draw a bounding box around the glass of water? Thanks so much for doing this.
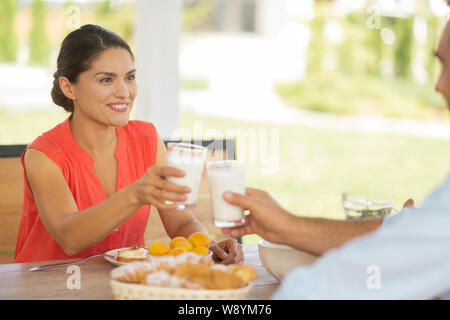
[342,193,397,220]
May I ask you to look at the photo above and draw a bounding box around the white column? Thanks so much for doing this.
[133,0,181,140]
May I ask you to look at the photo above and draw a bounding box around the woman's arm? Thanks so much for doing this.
[24,146,189,256]
[24,149,141,255]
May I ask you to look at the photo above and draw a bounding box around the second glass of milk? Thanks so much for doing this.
[166,142,207,210]
[206,160,246,227]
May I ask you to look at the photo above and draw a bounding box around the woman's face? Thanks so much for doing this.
[71,47,137,127]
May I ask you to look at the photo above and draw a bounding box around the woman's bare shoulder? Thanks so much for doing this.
[23,148,62,176]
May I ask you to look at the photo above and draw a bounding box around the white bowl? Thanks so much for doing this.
[258,239,318,280]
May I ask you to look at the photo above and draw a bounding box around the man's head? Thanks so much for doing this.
[435,19,450,109]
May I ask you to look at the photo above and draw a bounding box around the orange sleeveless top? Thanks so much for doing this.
[14,117,158,262]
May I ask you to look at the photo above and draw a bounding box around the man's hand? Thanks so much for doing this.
[209,238,244,264]
[221,188,293,245]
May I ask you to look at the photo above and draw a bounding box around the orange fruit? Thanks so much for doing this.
[175,240,194,251]
[148,240,170,256]
[170,236,188,249]
[190,246,209,256]
[188,232,211,248]
[168,247,188,256]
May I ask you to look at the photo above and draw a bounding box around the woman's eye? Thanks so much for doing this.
[100,77,112,83]
[127,74,136,81]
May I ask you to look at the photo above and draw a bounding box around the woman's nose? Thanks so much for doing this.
[114,80,129,97]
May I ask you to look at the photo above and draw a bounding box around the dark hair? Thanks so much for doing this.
[51,24,134,112]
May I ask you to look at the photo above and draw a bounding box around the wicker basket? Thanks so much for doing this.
[110,280,251,300]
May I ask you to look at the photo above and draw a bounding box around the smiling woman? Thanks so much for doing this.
[51,24,135,114]
[14,24,243,264]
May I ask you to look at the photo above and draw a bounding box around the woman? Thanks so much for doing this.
[14,24,243,264]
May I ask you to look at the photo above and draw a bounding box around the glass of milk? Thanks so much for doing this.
[206,160,246,227]
[166,142,207,210]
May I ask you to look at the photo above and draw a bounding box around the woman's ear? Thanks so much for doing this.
[59,76,76,101]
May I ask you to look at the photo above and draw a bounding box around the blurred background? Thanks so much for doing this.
[1,0,449,244]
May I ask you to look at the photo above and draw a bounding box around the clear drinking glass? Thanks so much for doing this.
[342,192,397,220]
[166,142,207,210]
[206,160,246,227]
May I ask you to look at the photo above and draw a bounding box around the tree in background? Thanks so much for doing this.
[92,0,134,46]
[183,0,218,31]
[425,15,441,83]
[392,16,414,78]
[29,0,50,66]
[0,0,18,63]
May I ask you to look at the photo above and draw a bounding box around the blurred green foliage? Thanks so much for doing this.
[90,0,135,46]
[181,77,209,90]
[29,0,51,66]
[392,16,414,78]
[425,15,441,81]
[182,0,218,31]
[0,0,18,63]
[282,1,447,120]
[275,72,447,119]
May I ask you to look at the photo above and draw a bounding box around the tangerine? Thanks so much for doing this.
[168,247,188,256]
[190,246,209,255]
[188,232,211,248]
[170,236,188,249]
[175,240,194,251]
[148,240,170,256]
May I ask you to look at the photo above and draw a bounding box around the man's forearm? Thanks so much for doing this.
[281,215,384,256]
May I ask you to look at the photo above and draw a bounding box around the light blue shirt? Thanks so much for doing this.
[272,172,450,299]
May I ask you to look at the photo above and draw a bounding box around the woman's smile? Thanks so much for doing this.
[107,102,130,113]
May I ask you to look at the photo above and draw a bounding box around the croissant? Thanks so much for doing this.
[227,265,257,283]
[172,263,246,289]
[111,261,160,284]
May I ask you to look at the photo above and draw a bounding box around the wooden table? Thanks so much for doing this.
[0,243,280,300]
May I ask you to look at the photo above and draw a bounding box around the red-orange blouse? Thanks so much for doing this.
[14,116,157,262]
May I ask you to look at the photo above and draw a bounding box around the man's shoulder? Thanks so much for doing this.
[420,171,450,212]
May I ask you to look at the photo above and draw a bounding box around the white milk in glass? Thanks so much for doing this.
[166,153,204,209]
[207,167,245,227]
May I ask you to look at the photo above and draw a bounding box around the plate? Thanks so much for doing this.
[104,247,150,266]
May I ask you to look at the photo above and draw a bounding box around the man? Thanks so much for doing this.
[222,18,450,299]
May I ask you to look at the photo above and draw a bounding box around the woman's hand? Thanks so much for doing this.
[134,166,191,210]
[209,238,244,265]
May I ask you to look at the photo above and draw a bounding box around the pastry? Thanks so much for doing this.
[116,245,148,262]
[227,265,258,283]
[111,261,159,283]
